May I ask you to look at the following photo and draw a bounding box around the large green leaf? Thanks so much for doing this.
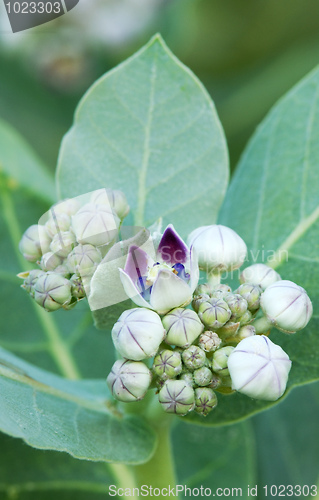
[0,118,55,203]
[56,34,229,237]
[198,65,319,424]
[0,347,156,464]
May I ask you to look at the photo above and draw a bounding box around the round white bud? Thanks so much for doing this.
[187,225,247,272]
[45,213,71,238]
[19,225,51,262]
[71,203,120,247]
[240,264,281,291]
[112,308,165,361]
[260,280,313,333]
[39,252,62,271]
[66,244,102,276]
[107,359,152,402]
[52,198,81,217]
[227,335,292,401]
[50,231,77,258]
[90,188,130,220]
[163,308,203,348]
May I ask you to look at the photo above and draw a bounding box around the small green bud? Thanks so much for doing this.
[236,283,262,311]
[19,225,51,262]
[70,274,86,299]
[224,293,248,319]
[163,308,203,348]
[90,188,130,220]
[180,371,195,387]
[39,252,62,272]
[153,350,182,380]
[238,310,253,326]
[193,366,213,386]
[182,346,206,371]
[192,293,210,313]
[71,202,120,247]
[194,283,212,297]
[158,379,195,415]
[50,231,77,258]
[198,331,222,352]
[216,321,240,339]
[107,359,152,402]
[52,198,81,217]
[54,264,71,277]
[66,244,102,276]
[21,269,45,297]
[210,284,232,299]
[112,308,165,361]
[195,387,218,416]
[198,299,231,329]
[208,373,221,389]
[45,213,71,238]
[236,325,256,341]
[34,272,72,311]
[211,346,234,377]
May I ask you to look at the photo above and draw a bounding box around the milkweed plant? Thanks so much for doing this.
[3,34,318,495]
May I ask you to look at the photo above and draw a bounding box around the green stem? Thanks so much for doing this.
[208,271,221,288]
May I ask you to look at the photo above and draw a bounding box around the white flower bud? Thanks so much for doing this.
[90,188,130,220]
[211,346,234,377]
[153,350,182,379]
[21,269,45,297]
[224,293,248,319]
[52,198,81,217]
[198,299,231,329]
[40,252,62,271]
[163,308,203,348]
[66,244,102,276]
[19,225,51,262]
[34,272,72,311]
[158,379,195,415]
[182,346,206,371]
[236,325,256,341]
[260,280,313,333]
[71,203,120,247]
[193,366,213,386]
[45,213,71,238]
[50,231,76,258]
[107,359,152,402]
[227,335,292,401]
[187,225,247,272]
[112,308,165,361]
[194,387,218,416]
[240,264,281,291]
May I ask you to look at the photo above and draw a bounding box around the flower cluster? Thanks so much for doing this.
[18,189,129,312]
[107,224,313,417]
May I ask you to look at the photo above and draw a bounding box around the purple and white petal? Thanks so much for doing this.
[119,269,153,310]
[189,246,200,293]
[150,269,192,314]
[157,224,188,265]
[124,245,154,284]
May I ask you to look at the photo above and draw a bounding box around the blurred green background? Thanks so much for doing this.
[1,0,319,497]
[2,0,319,171]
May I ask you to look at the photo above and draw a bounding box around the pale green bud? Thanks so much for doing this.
[195,387,218,416]
[198,331,222,352]
[193,366,213,386]
[90,188,130,220]
[208,373,221,389]
[192,293,210,313]
[217,321,240,339]
[158,379,195,415]
[72,202,120,247]
[107,359,152,402]
[39,252,62,271]
[180,372,195,387]
[34,272,72,311]
[45,213,71,238]
[70,274,86,299]
[153,350,182,380]
[52,198,81,217]
[163,308,203,348]
[19,225,51,262]
[228,335,291,401]
[50,231,76,258]
[236,283,262,311]
[187,225,247,273]
[236,325,256,341]
[66,244,102,276]
[194,283,212,297]
[112,308,165,361]
[198,299,231,329]
[211,346,235,377]
[240,264,281,291]
[238,310,253,326]
[54,264,71,277]
[224,293,248,319]
[21,269,45,297]
[210,284,232,299]
[260,280,313,333]
[182,346,206,371]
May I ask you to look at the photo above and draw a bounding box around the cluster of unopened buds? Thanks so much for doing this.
[18,189,313,418]
[18,188,129,311]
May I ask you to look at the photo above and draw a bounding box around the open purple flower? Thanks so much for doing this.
[119,225,199,315]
